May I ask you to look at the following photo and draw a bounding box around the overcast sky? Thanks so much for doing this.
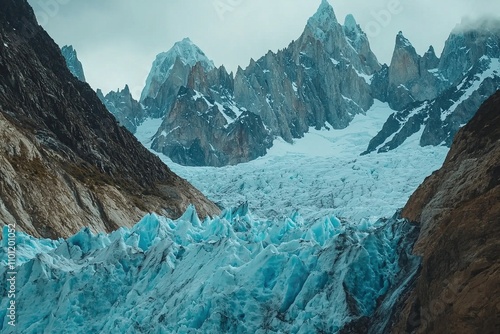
[28,0,500,99]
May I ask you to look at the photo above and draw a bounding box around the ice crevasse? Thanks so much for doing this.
[0,204,420,333]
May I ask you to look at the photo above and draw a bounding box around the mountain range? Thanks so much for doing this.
[1,0,499,333]
[71,0,500,167]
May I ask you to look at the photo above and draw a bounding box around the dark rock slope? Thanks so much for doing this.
[392,91,500,333]
[0,0,219,239]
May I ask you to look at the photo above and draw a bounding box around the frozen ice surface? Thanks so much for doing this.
[137,100,449,224]
[0,206,420,333]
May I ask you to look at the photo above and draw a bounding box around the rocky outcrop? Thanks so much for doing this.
[151,85,272,167]
[386,33,444,110]
[97,85,147,133]
[232,6,379,141]
[0,0,219,239]
[390,91,500,333]
[365,22,500,154]
[60,45,86,82]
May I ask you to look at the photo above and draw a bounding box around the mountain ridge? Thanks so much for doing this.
[0,0,219,238]
[79,1,499,167]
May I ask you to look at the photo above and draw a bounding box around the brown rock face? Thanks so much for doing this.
[394,91,500,333]
[0,0,219,239]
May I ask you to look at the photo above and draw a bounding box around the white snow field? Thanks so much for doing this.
[136,100,449,225]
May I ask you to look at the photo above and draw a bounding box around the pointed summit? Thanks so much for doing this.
[343,14,358,32]
[343,14,363,42]
[168,38,215,69]
[395,31,414,49]
[421,45,440,70]
[306,0,338,40]
[61,45,86,82]
[140,38,215,102]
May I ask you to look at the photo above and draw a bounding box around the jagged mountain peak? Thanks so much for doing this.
[425,45,436,55]
[438,18,500,85]
[60,44,86,82]
[168,37,215,68]
[61,44,76,53]
[395,31,415,49]
[140,37,215,102]
[306,0,338,39]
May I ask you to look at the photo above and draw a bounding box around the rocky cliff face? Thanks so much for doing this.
[0,0,219,239]
[366,21,500,154]
[385,33,444,110]
[109,1,499,167]
[390,91,500,333]
[60,44,86,82]
[137,1,380,166]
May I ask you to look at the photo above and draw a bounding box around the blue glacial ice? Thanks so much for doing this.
[0,204,420,333]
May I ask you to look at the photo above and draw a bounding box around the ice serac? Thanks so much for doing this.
[97,85,147,133]
[140,38,215,117]
[388,91,500,334]
[0,205,421,333]
[60,45,86,82]
[365,20,500,154]
[0,0,219,238]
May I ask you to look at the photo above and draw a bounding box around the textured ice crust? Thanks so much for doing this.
[0,205,419,333]
[140,100,449,223]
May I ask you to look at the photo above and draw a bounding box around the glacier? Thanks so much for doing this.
[137,100,449,223]
[1,204,420,333]
[0,101,449,333]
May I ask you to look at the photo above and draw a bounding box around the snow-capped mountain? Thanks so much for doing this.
[135,1,381,166]
[140,37,216,118]
[60,45,86,82]
[107,1,499,167]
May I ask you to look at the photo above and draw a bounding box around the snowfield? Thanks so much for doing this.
[137,100,449,225]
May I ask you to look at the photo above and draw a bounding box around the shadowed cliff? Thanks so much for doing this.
[0,0,219,238]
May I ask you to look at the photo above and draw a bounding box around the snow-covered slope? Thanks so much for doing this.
[137,100,448,224]
[1,205,419,333]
